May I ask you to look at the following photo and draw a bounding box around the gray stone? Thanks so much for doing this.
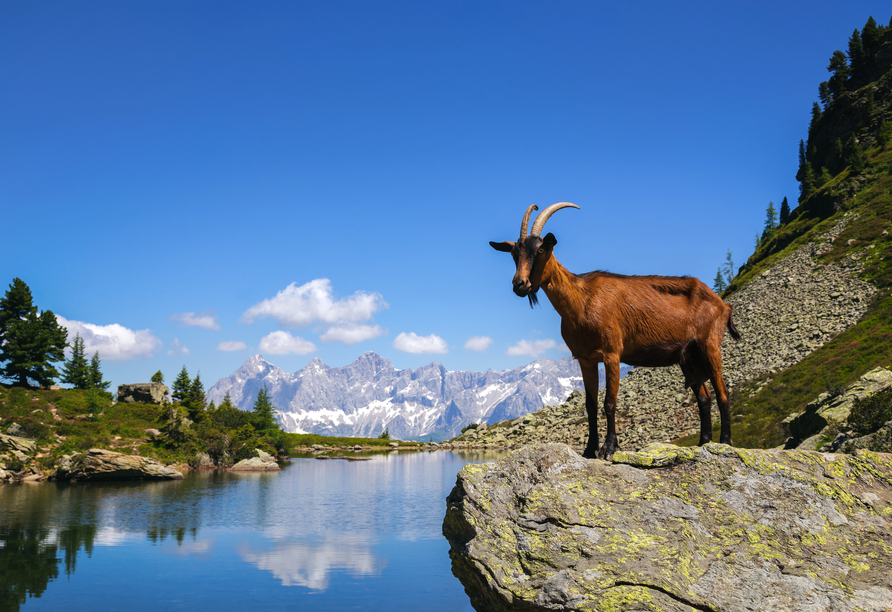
[117,382,169,404]
[54,448,183,481]
[0,433,37,455]
[443,443,892,612]
[6,423,23,437]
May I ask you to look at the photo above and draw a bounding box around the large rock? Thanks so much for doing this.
[117,382,169,404]
[0,433,37,455]
[54,448,183,481]
[230,448,280,471]
[443,443,892,612]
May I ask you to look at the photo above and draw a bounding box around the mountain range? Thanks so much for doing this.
[206,352,629,441]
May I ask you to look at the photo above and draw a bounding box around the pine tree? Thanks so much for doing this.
[61,333,90,389]
[151,370,164,383]
[779,197,790,225]
[87,352,110,391]
[827,50,849,99]
[846,134,866,174]
[798,139,807,169]
[251,387,278,432]
[712,269,727,294]
[0,310,68,387]
[799,164,816,202]
[171,366,191,404]
[764,201,778,234]
[0,278,37,348]
[808,102,823,137]
[185,373,206,422]
[847,28,864,74]
[862,17,880,58]
[831,137,845,174]
[818,81,832,109]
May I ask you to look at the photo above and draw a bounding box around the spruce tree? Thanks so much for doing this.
[185,373,206,422]
[847,28,864,74]
[846,134,866,174]
[862,17,880,58]
[779,197,790,225]
[251,387,277,432]
[722,249,735,286]
[88,352,110,391]
[0,278,37,348]
[831,137,845,174]
[712,269,727,294]
[151,370,164,383]
[808,102,823,137]
[818,81,832,109]
[799,164,816,202]
[827,50,849,99]
[61,333,90,389]
[0,310,68,387]
[764,201,778,234]
[171,366,191,404]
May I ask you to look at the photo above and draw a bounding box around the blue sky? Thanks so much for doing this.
[2,1,889,391]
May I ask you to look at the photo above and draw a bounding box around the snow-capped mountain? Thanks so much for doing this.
[207,352,622,441]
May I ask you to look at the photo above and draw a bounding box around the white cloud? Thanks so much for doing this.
[217,341,248,352]
[240,279,387,328]
[259,331,316,355]
[320,322,385,345]
[464,336,492,351]
[506,339,558,357]
[170,311,220,330]
[56,315,162,361]
[393,332,448,354]
[167,338,189,356]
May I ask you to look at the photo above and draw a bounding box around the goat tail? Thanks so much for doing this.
[726,305,742,341]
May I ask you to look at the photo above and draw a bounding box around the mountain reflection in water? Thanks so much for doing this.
[0,450,504,612]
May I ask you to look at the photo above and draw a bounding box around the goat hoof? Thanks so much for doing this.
[582,446,598,459]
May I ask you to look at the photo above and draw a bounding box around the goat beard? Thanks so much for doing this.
[528,291,539,308]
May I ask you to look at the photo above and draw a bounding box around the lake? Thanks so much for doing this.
[0,450,505,612]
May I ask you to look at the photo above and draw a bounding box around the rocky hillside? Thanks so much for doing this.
[452,21,892,454]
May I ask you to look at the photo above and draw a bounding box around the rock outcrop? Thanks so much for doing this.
[117,382,169,404]
[444,443,892,612]
[784,367,892,451]
[54,448,184,481]
[230,448,280,471]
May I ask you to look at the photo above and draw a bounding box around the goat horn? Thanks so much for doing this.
[530,202,580,237]
[519,204,538,240]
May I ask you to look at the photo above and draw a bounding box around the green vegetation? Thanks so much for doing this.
[0,278,68,388]
[848,386,892,434]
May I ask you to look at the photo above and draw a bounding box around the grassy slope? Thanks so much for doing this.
[677,145,892,448]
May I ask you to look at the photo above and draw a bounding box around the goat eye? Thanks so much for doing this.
[538,248,544,254]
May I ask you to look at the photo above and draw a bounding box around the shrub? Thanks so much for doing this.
[460,423,479,433]
[848,387,892,434]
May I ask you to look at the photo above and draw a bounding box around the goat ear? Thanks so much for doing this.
[490,241,514,253]
[542,233,557,248]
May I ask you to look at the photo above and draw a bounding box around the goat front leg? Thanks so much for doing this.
[579,362,600,459]
[599,355,621,460]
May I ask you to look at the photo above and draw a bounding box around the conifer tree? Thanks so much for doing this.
[0,310,68,387]
[862,17,880,58]
[171,366,191,404]
[251,387,278,432]
[847,28,864,73]
[88,352,110,391]
[846,134,866,174]
[779,197,790,225]
[798,139,807,169]
[61,333,90,389]
[0,278,36,348]
[799,164,816,202]
[808,102,823,137]
[151,370,164,383]
[764,201,778,234]
[185,373,206,422]
[722,249,735,286]
[831,137,845,174]
[827,50,849,99]
[818,81,832,109]
[712,269,727,294]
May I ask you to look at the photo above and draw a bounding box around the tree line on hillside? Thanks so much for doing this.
[714,15,892,295]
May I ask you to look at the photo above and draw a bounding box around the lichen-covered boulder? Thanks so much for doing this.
[443,443,892,612]
[54,448,183,481]
[117,382,170,404]
[0,433,37,455]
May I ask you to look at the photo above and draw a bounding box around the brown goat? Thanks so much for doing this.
[491,202,741,459]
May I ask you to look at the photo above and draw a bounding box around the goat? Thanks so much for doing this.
[490,202,741,460]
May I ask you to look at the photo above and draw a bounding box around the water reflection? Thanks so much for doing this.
[0,450,506,611]
[241,535,384,590]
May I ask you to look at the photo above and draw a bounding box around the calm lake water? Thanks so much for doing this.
[0,450,505,612]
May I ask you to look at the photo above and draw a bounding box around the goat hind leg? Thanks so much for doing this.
[693,383,713,445]
[598,356,621,460]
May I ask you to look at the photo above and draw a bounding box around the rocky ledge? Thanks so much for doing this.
[230,448,281,471]
[54,448,184,481]
[443,443,892,612]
